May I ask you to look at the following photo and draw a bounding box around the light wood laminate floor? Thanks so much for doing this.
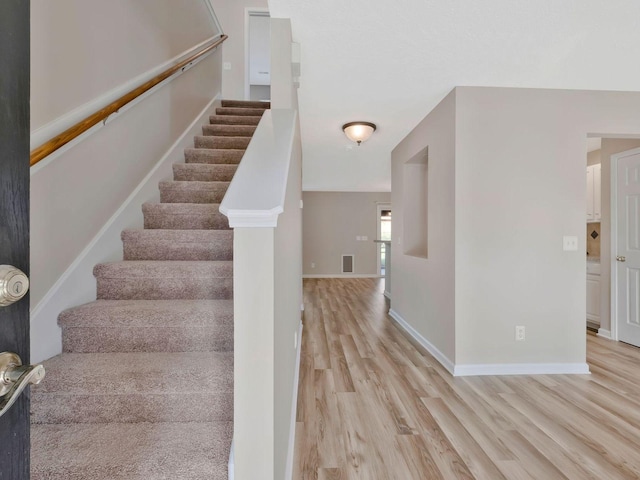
[293,278,640,479]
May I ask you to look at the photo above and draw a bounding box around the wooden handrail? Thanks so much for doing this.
[30,34,228,167]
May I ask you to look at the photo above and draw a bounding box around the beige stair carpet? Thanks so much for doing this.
[30,99,270,480]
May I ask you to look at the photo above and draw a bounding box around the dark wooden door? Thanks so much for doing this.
[0,1,31,478]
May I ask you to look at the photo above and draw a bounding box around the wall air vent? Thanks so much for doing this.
[342,254,354,274]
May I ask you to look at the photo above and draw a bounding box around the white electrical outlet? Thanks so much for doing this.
[563,236,578,251]
[311,262,315,269]
[223,62,231,70]
[515,326,526,341]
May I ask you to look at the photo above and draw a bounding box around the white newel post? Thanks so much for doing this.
[233,227,275,479]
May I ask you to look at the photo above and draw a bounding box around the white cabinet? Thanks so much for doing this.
[587,262,600,325]
[586,164,601,222]
[586,274,600,322]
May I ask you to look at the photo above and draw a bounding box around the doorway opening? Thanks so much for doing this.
[377,204,391,276]
[585,136,640,354]
[245,9,270,102]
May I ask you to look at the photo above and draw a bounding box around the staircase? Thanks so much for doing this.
[30,100,270,480]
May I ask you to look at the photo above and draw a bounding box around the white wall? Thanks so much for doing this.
[390,90,457,366]
[393,87,640,374]
[30,1,223,359]
[210,0,269,100]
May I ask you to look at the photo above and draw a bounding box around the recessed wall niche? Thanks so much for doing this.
[403,146,428,258]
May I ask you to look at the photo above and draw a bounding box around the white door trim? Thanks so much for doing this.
[244,7,270,100]
[610,146,640,342]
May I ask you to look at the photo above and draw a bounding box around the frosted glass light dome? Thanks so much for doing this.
[342,122,376,146]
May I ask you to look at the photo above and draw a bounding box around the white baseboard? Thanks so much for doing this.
[388,309,455,375]
[597,328,612,339]
[285,320,303,480]
[453,363,590,376]
[302,274,382,279]
[388,309,590,377]
[30,96,220,363]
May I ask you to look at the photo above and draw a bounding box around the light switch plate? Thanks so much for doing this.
[563,236,578,251]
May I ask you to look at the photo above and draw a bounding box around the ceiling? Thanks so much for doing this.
[268,0,640,192]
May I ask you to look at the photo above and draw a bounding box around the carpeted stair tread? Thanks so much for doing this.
[29,98,269,478]
[184,148,245,165]
[122,229,232,261]
[31,352,232,424]
[221,99,270,109]
[194,135,251,150]
[209,114,261,125]
[143,203,229,230]
[202,124,256,137]
[159,180,230,204]
[59,299,233,328]
[173,163,238,182]
[216,106,267,116]
[31,421,232,480]
[59,299,233,353]
[95,260,233,300]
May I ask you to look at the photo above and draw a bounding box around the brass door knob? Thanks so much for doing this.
[616,256,626,262]
[0,265,29,307]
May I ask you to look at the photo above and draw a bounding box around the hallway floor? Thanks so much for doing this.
[293,278,640,479]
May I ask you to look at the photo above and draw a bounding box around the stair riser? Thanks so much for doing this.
[184,149,244,165]
[124,241,232,261]
[209,115,261,126]
[173,164,237,182]
[31,392,232,424]
[194,136,250,149]
[32,422,232,480]
[143,212,230,230]
[220,100,270,109]
[159,187,228,204]
[62,326,233,353]
[216,107,266,116]
[97,277,233,300]
[202,125,256,137]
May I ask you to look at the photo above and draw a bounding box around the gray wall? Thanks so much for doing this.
[30,1,222,308]
[210,0,268,100]
[587,149,601,166]
[393,86,640,370]
[391,90,457,363]
[303,191,391,276]
[272,19,303,480]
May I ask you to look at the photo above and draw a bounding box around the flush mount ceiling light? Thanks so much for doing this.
[342,121,376,146]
